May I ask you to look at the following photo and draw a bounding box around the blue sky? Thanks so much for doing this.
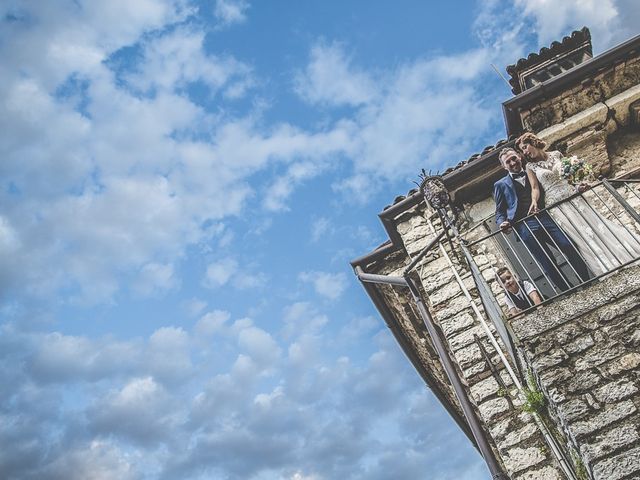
[1,1,639,479]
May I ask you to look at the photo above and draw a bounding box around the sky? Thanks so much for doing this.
[1,1,639,479]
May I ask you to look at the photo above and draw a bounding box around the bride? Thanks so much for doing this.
[516,132,640,276]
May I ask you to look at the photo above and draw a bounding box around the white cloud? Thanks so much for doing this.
[238,326,282,366]
[514,0,618,48]
[124,26,252,94]
[133,262,178,297]
[282,302,329,339]
[299,271,349,300]
[295,41,378,107]
[204,258,238,288]
[89,376,180,445]
[147,327,192,383]
[194,309,230,337]
[310,217,332,243]
[203,257,266,289]
[214,0,249,26]
[45,440,136,480]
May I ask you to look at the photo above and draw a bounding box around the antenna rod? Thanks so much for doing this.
[491,63,512,90]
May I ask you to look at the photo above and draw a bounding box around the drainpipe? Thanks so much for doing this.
[354,264,509,480]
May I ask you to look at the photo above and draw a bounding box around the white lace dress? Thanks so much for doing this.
[526,151,640,276]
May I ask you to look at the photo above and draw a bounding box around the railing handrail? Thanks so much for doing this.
[465,178,640,320]
[466,179,607,247]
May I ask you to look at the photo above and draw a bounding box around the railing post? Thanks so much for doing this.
[602,179,640,224]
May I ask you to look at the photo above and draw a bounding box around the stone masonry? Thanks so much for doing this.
[512,265,640,480]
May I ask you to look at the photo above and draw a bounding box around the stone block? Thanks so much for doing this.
[449,326,486,352]
[574,345,625,371]
[557,399,589,422]
[604,83,640,126]
[531,348,569,372]
[570,400,636,439]
[515,466,563,480]
[478,397,510,422]
[433,295,471,319]
[537,102,608,145]
[470,376,500,403]
[489,417,514,441]
[594,379,638,404]
[462,360,487,379]
[539,367,572,387]
[592,446,640,480]
[428,280,462,307]
[498,423,538,450]
[563,334,595,354]
[581,424,639,464]
[502,447,546,475]
[565,370,603,394]
[455,343,483,369]
[439,312,474,337]
[604,352,640,376]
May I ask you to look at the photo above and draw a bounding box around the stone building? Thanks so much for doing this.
[352,28,640,479]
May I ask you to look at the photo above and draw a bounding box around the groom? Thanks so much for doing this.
[494,148,589,292]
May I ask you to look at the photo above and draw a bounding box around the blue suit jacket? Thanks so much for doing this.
[494,173,545,226]
[494,175,519,226]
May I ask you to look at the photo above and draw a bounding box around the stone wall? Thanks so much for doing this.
[511,265,640,480]
[392,204,566,479]
[521,56,640,134]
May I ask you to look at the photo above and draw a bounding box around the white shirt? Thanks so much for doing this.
[510,171,527,186]
[503,280,537,311]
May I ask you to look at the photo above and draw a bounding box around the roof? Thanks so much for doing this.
[505,27,592,95]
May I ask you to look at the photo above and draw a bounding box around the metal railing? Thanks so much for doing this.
[465,179,640,319]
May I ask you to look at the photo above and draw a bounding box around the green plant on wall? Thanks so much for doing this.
[521,372,546,414]
[571,450,589,480]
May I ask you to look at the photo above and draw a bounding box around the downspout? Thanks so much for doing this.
[354,248,509,479]
[353,268,478,450]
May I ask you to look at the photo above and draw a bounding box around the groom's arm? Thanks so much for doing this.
[494,182,509,227]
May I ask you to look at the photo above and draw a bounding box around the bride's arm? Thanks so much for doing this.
[526,167,541,214]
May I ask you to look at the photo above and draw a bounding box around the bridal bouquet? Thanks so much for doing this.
[560,155,594,184]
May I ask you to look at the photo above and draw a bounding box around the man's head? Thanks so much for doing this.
[498,147,523,174]
[496,266,518,292]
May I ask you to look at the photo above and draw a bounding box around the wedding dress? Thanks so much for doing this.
[526,151,640,276]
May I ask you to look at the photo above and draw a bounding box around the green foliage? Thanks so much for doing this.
[496,387,509,398]
[521,373,546,414]
[570,450,589,480]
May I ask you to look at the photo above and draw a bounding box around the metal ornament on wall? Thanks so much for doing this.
[417,169,462,261]
[418,170,451,210]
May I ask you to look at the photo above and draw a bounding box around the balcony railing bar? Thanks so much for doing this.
[563,200,619,271]
[511,226,562,295]
[537,212,590,283]
[622,182,640,203]
[602,179,640,225]
[580,193,638,260]
[468,186,595,247]
[590,187,640,251]
[508,253,640,321]
[498,229,552,296]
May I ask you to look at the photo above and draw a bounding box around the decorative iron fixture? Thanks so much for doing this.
[418,170,450,210]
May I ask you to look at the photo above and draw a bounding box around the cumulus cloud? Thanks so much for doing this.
[194,309,230,337]
[133,262,179,297]
[310,217,333,243]
[514,0,618,48]
[123,26,252,95]
[295,41,378,107]
[203,257,266,289]
[299,271,349,300]
[214,0,250,26]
